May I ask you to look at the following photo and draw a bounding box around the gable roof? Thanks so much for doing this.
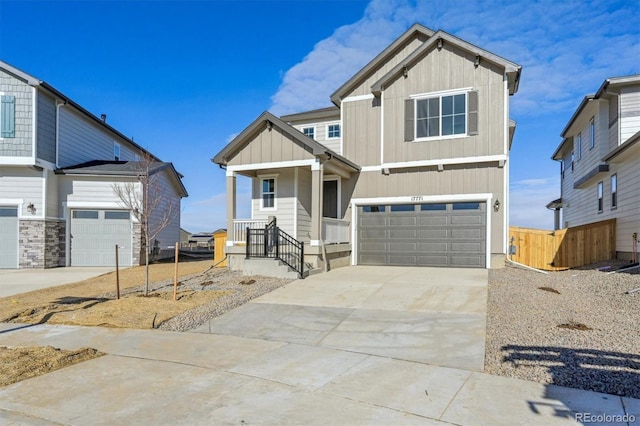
[371,30,521,96]
[0,60,160,162]
[212,111,359,172]
[55,160,188,197]
[329,23,435,105]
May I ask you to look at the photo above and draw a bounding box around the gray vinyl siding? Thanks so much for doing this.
[296,167,312,243]
[59,175,139,205]
[382,43,506,164]
[58,107,140,168]
[619,86,640,142]
[228,125,315,166]
[0,166,43,216]
[570,101,608,181]
[251,168,296,237]
[148,169,181,258]
[352,164,505,254]
[291,120,342,154]
[609,96,619,151]
[36,91,56,164]
[0,70,32,157]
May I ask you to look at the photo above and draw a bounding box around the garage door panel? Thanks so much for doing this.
[71,210,132,267]
[0,208,18,269]
[358,202,486,268]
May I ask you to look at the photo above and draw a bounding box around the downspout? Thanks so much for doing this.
[55,100,67,168]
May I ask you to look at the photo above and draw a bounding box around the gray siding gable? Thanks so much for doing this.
[0,68,33,157]
[37,90,56,164]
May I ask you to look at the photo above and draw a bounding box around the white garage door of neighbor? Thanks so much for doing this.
[0,207,19,269]
[357,202,486,268]
[70,210,132,267]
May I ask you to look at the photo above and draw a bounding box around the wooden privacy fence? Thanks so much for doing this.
[509,219,616,271]
[213,230,227,267]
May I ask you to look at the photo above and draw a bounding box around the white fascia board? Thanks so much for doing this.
[358,154,507,172]
[0,157,35,165]
[66,201,126,209]
[410,87,473,99]
[351,193,493,206]
[342,93,375,103]
[31,86,37,165]
[227,159,315,173]
[380,89,385,165]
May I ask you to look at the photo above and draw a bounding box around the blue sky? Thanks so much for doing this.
[1,0,638,232]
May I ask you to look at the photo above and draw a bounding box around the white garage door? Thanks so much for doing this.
[70,210,132,267]
[0,207,18,269]
[357,202,486,268]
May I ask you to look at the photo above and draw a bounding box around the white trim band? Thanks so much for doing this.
[227,159,316,173]
[342,94,375,103]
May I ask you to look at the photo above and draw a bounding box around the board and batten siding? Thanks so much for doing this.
[382,44,506,164]
[251,168,296,238]
[58,107,139,168]
[227,125,315,166]
[352,164,505,254]
[342,100,381,166]
[619,86,640,142]
[36,91,56,164]
[0,167,43,216]
[0,69,33,157]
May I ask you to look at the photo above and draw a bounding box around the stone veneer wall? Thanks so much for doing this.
[19,219,66,268]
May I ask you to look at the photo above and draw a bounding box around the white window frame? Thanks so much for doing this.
[114,142,121,161]
[611,174,617,209]
[597,181,603,213]
[411,88,469,141]
[302,126,315,139]
[576,133,582,161]
[259,174,277,211]
[590,118,595,150]
[326,123,341,139]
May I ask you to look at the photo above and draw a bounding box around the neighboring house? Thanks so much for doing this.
[213,23,521,275]
[0,61,188,269]
[180,228,192,245]
[549,75,640,260]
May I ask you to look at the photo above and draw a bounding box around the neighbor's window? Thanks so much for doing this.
[302,127,315,139]
[1,95,16,138]
[416,93,466,138]
[597,181,603,212]
[261,177,276,210]
[590,118,595,149]
[576,133,582,161]
[611,174,617,209]
[114,142,121,161]
[327,124,341,138]
[571,152,575,171]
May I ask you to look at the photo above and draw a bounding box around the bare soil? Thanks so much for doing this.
[0,346,103,387]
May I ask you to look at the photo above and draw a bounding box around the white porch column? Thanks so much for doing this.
[226,170,236,245]
[310,159,323,246]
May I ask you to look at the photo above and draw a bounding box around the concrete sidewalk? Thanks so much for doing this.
[0,267,114,298]
[0,323,638,425]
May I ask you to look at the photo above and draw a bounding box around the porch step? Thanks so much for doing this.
[243,258,304,279]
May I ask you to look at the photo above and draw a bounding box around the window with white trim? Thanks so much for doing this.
[114,142,121,161]
[260,176,276,210]
[597,181,603,212]
[611,174,617,209]
[416,93,466,138]
[327,124,340,139]
[302,127,315,139]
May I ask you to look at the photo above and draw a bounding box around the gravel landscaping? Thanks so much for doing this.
[485,262,640,399]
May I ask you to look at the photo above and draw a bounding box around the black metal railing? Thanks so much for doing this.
[246,219,305,278]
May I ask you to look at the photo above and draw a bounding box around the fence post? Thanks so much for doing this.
[263,225,268,256]
[115,244,120,300]
[300,241,304,279]
[275,227,280,259]
[245,227,250,259]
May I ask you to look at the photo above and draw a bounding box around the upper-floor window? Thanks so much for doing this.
[571,152,575,171]
[405,89,477,142]
[597,181,603,212]
[1,95,16,138]
[560,159,565,179]
[260,176,276,210]
[327,124,341,139]
[416,93,466,138]
[114,142,121,161]
[576,133,582,161]
[590,118,595,149]
[611,174,617,209]
[302,127,315,139]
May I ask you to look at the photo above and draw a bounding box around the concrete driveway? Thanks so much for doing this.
[193,266,488,371]
[0,267,114,298]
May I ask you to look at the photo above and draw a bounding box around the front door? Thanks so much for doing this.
[323,180,338,218]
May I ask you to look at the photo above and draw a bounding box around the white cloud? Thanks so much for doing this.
[510,177,560,230]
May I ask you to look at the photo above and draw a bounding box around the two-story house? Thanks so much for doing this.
[213,23,521,276]
[549,76,640,260]
[0,61,188,269]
